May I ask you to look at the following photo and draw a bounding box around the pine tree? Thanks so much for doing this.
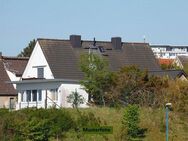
[18,39,36,57]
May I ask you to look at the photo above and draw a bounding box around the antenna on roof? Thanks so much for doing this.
[143,35,146,43]
[93,37,96,46]
[89,37,97,55]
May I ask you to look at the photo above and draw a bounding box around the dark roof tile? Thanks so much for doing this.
[0,58,17,96]
[149,70,187,79]
[2,56,28,76]
[178,56,188,67]
[0,56,28,96]
[38,38,161,80]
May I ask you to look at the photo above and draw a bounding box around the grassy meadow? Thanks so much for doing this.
[0,107,187,141]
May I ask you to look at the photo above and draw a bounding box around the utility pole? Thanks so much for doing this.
[165,103,172,141]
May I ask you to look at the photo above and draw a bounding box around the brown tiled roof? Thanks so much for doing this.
[0,58,17,96]
[2,56,28,76]
[38,38,161,80]
[0,56,28,96]
[149,70,187,79]
[38,39,161,80]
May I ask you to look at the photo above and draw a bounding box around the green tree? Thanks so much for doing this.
[67,90,85,109]
[79,53,113,106]
[160,63,181,70]
[122,105,140,140]
[110,66,148,105]
[109,66,169,107]
[18,39,36,57]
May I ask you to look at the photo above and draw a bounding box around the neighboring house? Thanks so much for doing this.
[173,55,188,69]
[13,35,162,110]
[149,70,187,81]
[0,53,28,108]
[151,45,188,59]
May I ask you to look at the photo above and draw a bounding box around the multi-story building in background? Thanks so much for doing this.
[151,45,188,59]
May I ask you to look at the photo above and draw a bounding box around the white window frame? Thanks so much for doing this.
[21,90,43,102]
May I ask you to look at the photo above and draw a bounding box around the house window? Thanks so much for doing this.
[50,89,58,101]
[170,53,175,56]
[22,90,42,102]
[166,47,172,51]
[38,90,42,101]
[32,90,37,101]
[26,90,31,102]
[37,68,44,78]
[98,46,105,53]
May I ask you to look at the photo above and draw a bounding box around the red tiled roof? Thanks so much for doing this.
[158,59,174,65]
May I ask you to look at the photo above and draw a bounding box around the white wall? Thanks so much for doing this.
[22,42,54,79]
[6,70,20,89]
[16,83,89,109]
[59,83,88,108]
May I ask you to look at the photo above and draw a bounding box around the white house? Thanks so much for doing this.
[14,39,88,109]
[13,35,163,110]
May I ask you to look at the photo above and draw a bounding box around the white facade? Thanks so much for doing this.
[22,42,54,79]
[151,46,188,59]
[16,82,88,109]
[16,42,88,110]
[6,70,20,89]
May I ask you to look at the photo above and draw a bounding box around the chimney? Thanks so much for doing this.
[111,37,122,49]
[70,35,81,48]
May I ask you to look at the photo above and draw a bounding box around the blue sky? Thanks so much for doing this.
[1,0,188,56]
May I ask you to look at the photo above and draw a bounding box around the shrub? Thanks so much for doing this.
[1,108,75,141]
[122,105,140,140]
[67,90,85,108]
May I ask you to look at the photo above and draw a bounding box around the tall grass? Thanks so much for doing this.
[0,107,187,141]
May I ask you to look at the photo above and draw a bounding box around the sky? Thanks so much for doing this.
[0,0,188,56]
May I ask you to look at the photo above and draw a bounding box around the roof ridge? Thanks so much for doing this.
[149,69,183,72]
[2,56,29,60]
[37,38,69,41]
[37,38,148,44]
[151,45,188,47]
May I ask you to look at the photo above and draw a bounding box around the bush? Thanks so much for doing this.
[49,109,75,139]
[25,118,50,141]
[122,105,141,140]
[1,108,75,141]
[76,111,101,128]
[67,90,85,108]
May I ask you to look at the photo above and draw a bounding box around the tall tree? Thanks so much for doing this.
[79,53,113,106]
[18,39,36,57]
[109,66,168,107]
